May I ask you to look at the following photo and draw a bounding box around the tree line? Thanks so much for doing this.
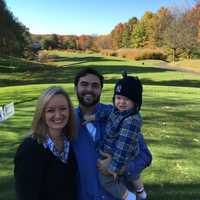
[1,0,200,60]
[110,4,200,60]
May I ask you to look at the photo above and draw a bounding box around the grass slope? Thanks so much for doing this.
[0,51,200,200]
[169,59,200,73]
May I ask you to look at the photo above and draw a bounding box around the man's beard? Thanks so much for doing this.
[77,92,100,107]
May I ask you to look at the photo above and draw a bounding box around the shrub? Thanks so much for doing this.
[100,49,118,57]
[110,48,167,61]
[110,52,118,56]
[134,50,167,61]
[38,50,49,62]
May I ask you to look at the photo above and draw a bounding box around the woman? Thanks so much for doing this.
[14,86,77,200]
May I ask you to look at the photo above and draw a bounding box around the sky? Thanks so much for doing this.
[5,0,196,36]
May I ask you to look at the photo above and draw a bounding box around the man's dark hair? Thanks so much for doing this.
[74,68,104,88]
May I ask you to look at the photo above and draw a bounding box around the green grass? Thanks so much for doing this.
[0,51,200,200]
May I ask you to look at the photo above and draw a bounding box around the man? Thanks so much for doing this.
[72,68,137,200]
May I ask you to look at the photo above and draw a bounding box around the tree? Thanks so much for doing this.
[78,35,94,50]
[122,17,138,48]
[179,14,199,58]
[131,23,146,48]
[163,6,199,61]
[111,23,127,49]
[121,23,129,48]
[163,16,181,62]
[140,11,157,47]
[95,34,112,49]
[40,34,60,50]
[154,7,173,47]
[187,1,200,47]
[49,34,60,49]
[129,12,157,48]
[41,38,52,50]
[0,0,31,57]
[63,38,77,49]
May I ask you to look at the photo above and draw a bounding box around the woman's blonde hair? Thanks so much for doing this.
[31,86,76,143]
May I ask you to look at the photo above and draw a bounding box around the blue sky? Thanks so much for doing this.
[6,0,195,35]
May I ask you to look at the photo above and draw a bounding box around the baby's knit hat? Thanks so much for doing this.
[114,72,143,111]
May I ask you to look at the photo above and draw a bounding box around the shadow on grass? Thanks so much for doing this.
[0,55,122,73]
[49,55,123,63]
[14,97,38,105]
[0,176,15,200]
[1,63,200,88]
[0,176,199,200]
[142,78,200,88]
[146,183,200,200]
[0,56,56,73]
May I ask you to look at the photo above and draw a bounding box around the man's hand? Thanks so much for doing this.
[97,151,126,177]
[97,152,118,180]
[97,151,112,176]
